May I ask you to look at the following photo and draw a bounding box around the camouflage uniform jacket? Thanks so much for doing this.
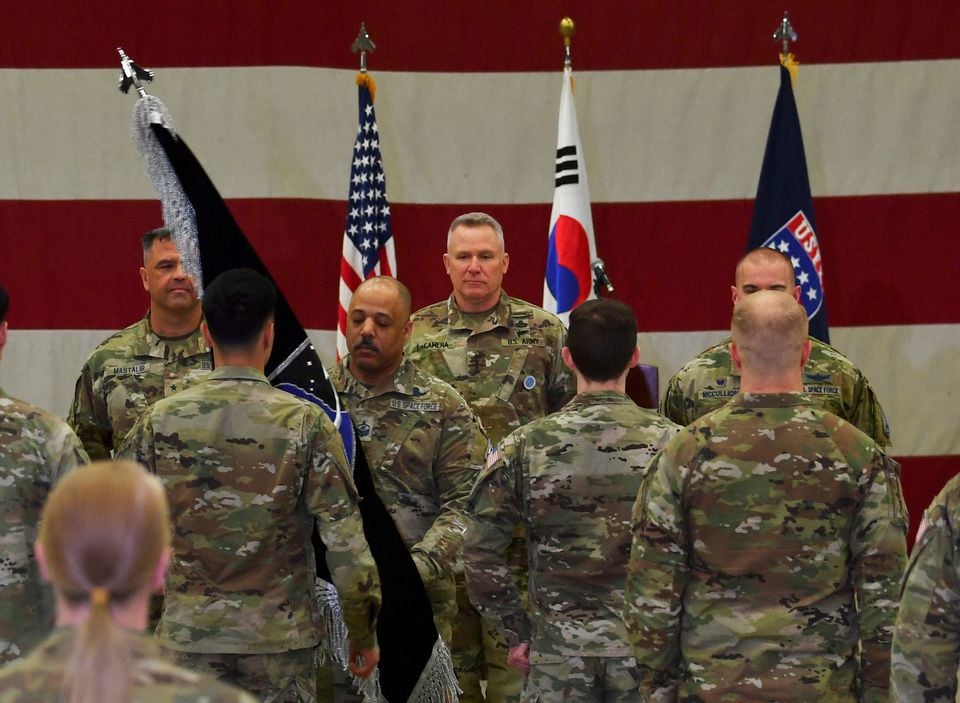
[0,628,258,702]
[406,291,573,444]
[119,366,380,654]
[892,472,960,701]
[625,392,907,703]
[0,389,87,665]
[68,312,212,460]
[464,390,680,657]
[329,356,486,576]
[660,336,891,447]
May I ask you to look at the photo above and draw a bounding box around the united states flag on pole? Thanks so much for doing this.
[748,63,829,343]
[337,73,397,358]
[543,64,597,325]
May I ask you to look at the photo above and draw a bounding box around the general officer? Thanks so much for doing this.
[405,211,574,703]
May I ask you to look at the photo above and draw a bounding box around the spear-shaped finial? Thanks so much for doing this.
[352,23,376,73]
[559,17,575,68]
[117,47,154,98]
[772,11,797,56]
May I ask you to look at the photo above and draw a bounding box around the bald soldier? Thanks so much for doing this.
[661,247,889,446]
[405,212,574,703]
[329,276,486,646]
[626,290,907,702]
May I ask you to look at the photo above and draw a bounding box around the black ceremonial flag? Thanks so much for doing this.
[150,123,439,703]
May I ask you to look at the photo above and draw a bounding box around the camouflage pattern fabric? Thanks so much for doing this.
[407,291,572,703]
[892,472,960,702]
[523,653,640,703]
[625,392,907,703]
[68,313,212,460]
[329,356,486,643]
[0,389,87,665]
[660,336,891,447]
[0,628,258,703]
[406,291,573,445]
[171,648,315,702]
[465,391,679,663]
[119,366,380,654]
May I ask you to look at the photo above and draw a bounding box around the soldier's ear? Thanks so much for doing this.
[151,547,171,593]
[561,346,576,372]
[800,339,812,368]
[140,266,150,292]
[730,342,742,371]
[34,542,51,583]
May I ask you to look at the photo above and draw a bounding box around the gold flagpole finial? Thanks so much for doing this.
[352,22,376,74]
[559,17,575,67]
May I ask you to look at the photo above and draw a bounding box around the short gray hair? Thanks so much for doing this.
[447,212,505,250]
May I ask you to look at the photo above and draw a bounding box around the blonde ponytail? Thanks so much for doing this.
[38,460,170,703]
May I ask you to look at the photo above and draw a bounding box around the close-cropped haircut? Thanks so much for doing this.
[734,247,796,285]
[0,284,8,323]
[140,227,172,256]
[567,299,638,382]
[731,289,808,372]
[447,212,505,249]
[201,268,277,350]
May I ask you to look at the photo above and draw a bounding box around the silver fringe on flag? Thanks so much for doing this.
[315,578,460,703]
[131,95,204,297]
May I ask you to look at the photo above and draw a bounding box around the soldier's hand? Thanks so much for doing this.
[348,643,380,678]
[507,642,530,674]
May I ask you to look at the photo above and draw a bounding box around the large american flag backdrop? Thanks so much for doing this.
[0,2,957,542]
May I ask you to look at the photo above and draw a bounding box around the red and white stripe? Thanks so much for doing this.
[0,2,957,541]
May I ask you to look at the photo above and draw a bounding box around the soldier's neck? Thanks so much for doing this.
[149,306,202,339]
[738,372,803,394]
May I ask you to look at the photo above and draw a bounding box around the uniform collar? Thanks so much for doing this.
[205,366,269,383]
[336,356,426,400]
[731,391,813,407]
[133,311,209,358]
[446,290,511,332]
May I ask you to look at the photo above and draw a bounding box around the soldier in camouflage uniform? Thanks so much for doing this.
[68,228,212,459]
[891,472,960,701]
[330,276,486,646]
[0,460,257,703]
[405,212,574,703]
[661,247,890,446]
[464,299,680,703]
[119,269,381,701]
[625,290,907,703]
[0,285,88,665]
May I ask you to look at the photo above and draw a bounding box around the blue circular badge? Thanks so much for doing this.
[523,375,537,390]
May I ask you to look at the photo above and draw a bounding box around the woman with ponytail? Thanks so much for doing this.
[0,460,258,703]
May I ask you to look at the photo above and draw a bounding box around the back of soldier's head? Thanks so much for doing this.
[0,285,8,324]
[568,299,637,381]
[202,268,277,350]
[731,290,808,374]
